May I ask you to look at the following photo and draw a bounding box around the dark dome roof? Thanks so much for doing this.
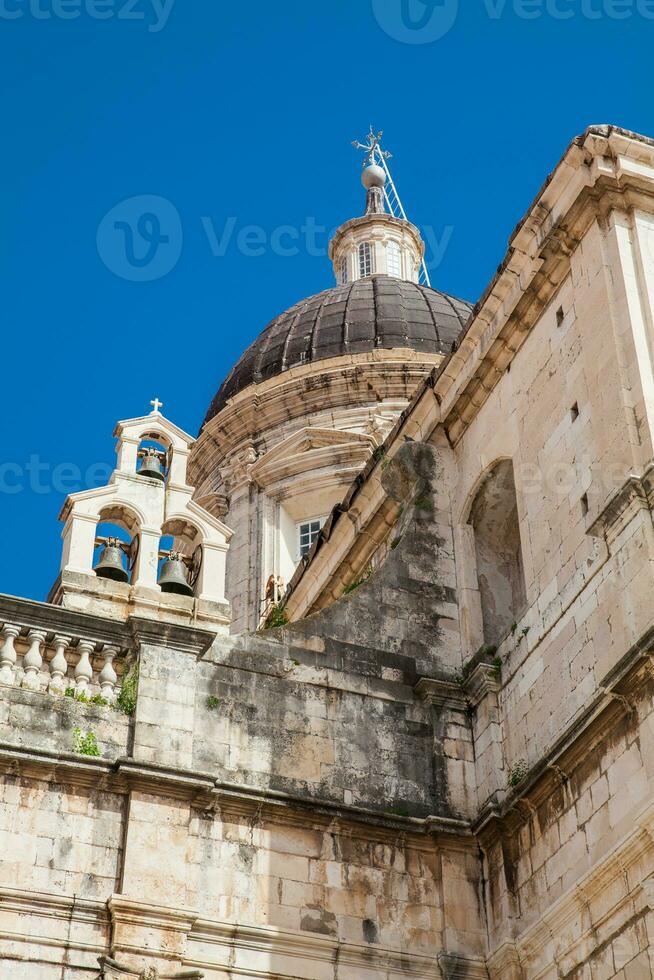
[204,276,472,424]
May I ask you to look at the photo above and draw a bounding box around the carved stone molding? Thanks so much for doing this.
[98,958,203,979]
[463,663,501,708]
[219,446,258,494]
[587,461,654,543]
[414,677,468,712]
[486,941,524,980]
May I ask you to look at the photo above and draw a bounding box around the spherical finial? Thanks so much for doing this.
[362,164,386,189]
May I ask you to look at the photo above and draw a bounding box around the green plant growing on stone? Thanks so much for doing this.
[206,696,221,710]
[414,495,433,513]
[72,727,101,757]
[64,687,92,703]
[115,662,139,716]
[89,693,109,707]
[385,804,410,817]
[372,446,386,463]
[263,605,289,629]
[507,759,528,788]
[491,656,503,680]
[521,627,530,639]
[343,565,373,596]
[510,622,518,635]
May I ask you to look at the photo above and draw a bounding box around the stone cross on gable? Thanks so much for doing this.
[150,397,163,414]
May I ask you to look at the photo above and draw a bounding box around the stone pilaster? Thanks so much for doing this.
[464,662,505,808]
[128,617,215,770]
[414,677,477,821]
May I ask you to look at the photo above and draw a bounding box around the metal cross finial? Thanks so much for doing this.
[150,397,163,414]
[352,126,392,167]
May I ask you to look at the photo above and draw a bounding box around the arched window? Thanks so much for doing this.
[358,241,373,278]
[340,255,348,285]
[469,460,526,646]
[386,241,401,278]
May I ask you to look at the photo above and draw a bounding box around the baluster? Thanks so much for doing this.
[48,635,71,694]
[74,639,95,695]
[99,646,119,702]
[0,624,21,686]
[22,629,47,690]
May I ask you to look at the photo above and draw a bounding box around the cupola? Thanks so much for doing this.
[328,128,425,285]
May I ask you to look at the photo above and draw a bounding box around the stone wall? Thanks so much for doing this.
[0,586,487,979]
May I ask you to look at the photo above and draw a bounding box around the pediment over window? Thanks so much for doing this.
[251,427,373,492]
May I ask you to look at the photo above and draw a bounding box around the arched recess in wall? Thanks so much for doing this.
[468,459,526,647]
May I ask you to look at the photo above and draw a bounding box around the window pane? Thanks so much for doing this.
[298,518,324,557]
[358,242,372,278]
[387,242,401,278]
[340,256,348,284]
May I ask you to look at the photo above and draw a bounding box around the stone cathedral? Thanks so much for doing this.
[3,124,654,980]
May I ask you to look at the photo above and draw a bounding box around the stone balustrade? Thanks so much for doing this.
[0,616,125,704]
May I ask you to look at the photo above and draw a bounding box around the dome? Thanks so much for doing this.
[203,276,472,425]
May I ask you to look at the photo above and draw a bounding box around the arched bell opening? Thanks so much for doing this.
[136,430,172,484]
[157,518,203,598]
[93,504,140,585]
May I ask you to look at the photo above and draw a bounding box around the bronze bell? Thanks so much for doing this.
[138,447,165,482]
[159,552,194,596]
[95,538,129,583]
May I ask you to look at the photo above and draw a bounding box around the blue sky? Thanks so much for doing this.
[2,0,652,600]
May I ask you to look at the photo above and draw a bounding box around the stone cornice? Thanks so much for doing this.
[437,153,654,444]
[109,895,481,980]
[587,461,654,541]
[100,956,203,979]
[128,616,216,659]
[414,677,468,712]
[328,212,423,258]
[189,351,442,493]
[0,593,131,648]
[0,742,473,847]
